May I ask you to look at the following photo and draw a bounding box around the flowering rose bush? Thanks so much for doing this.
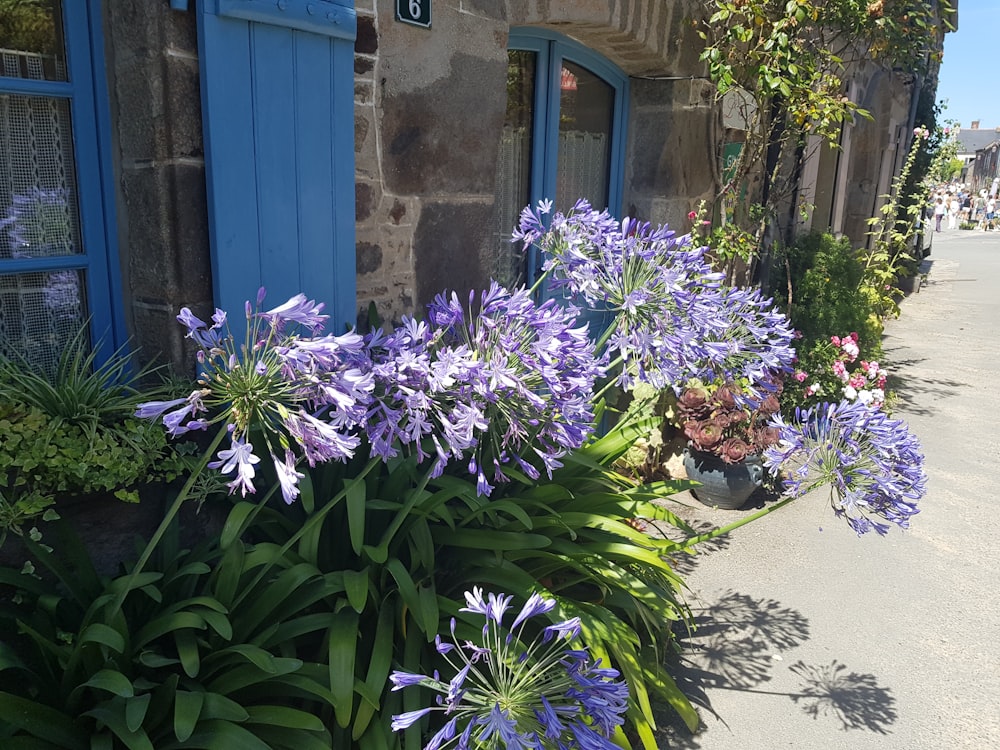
[790,331,889,411]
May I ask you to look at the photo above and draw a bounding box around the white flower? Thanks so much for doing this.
[843,385,858,400]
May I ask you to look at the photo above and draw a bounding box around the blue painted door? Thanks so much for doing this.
[197,0,357,329]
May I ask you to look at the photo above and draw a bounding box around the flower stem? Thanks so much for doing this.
[680,491,802,548]
[109,425,229,615]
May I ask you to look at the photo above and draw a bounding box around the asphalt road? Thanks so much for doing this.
[656,227,1000,749]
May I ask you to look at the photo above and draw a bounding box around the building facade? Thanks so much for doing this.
[0,1,949,374]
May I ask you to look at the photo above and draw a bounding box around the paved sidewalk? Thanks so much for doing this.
[656,228,1000,748]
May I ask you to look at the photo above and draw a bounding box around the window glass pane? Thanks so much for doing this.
[0,0,67,82]
[0,93,83,259]
[0,269,86,375]
[556,61,612,212]
[492,49,535,287]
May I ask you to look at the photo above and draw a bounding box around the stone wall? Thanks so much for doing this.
[103,2,212,373]
[354,0,717,324]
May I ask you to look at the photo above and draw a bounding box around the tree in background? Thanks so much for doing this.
[698,0,954,283]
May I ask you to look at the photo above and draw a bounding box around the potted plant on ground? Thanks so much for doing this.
[676,377,782,509]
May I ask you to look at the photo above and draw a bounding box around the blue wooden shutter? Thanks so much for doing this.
[197,0,357,328]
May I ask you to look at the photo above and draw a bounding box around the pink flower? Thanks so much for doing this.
[849,375,866,390]
[832,360,848,380]
[687,211,697,221]
[794,370,808,382]
[831,335,841,346]
[806,383,821,396]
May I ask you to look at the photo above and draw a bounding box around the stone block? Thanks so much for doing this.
[380,54,506,194]
[356,241,383,275]
[111,41,203,163]
[356,181,378,221]
[120,163,212,307]
[356,13,378,54]
[413,201,493,307]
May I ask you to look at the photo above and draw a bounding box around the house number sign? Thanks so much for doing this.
[396,0,431,27]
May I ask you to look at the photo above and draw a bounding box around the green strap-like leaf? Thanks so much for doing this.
[81,702,154,750]
[173,691,204,743]
[77,623,126,655]
[134,612,206,650]
[199,692,249,723]
[174,629,201,679]
[327,611,359,729]
[245,705,325,731]
[432,528,551,551]
[346,478,367,554]
[220,503,258,549]
[158,719,270,750]
[343,567,369,614]
[82,669,135,697]
[125,693,151,733]
[0,692,86,749]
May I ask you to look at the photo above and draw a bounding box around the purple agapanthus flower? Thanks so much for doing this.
[135,289,374,503]
[390,588,629,750]
[515,199,796,399]
[763,400,926,535]
[367,282,603,495]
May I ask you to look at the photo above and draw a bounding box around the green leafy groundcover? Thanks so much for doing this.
[0,402,702,749]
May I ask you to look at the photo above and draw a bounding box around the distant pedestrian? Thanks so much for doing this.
[986,197,996,231]
[947,194,960,229]
[933,197,946,232]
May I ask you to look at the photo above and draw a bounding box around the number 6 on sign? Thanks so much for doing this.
[396,0,431,27]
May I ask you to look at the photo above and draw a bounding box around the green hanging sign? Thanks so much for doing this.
[396,0,431,28]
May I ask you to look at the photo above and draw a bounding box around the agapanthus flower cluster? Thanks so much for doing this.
[135,290,374,502]
[514,199,795,399]
[367,283,602,496]
[794,332,888,408]
[700,285,797,402]
[390,588,628,750]
[140,283,602,500]
[763,400,925,535]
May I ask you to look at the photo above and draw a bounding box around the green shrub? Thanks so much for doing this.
[0,401,190,500]
[779,231,883,352]
[0,516,342,748]
[0,327,196,544]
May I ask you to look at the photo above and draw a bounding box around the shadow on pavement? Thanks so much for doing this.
[883,366,968,418]
[655,590,897,745]
[788,660,897,733]
[661,519,733,577]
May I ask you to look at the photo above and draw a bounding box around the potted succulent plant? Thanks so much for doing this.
[676,378,782,509]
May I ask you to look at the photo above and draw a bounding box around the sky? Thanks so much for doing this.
[935,0,1000,129]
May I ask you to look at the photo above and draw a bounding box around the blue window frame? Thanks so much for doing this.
[494,28,628,286]
[0,0,124,372]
